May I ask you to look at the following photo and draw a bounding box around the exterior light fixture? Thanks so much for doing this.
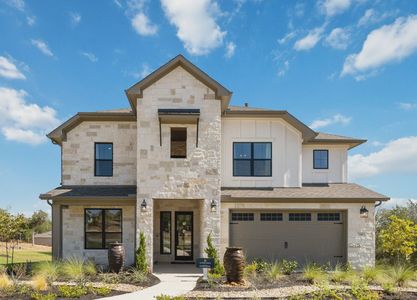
[141,199,147,212]
[360,206,369,218]
[210,199,217,212]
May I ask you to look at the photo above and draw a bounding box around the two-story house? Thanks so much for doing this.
[40,55,388,270]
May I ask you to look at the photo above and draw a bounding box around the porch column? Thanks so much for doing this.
[136,196,154,271]
[199,196,221,258]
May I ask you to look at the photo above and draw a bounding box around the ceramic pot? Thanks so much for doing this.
[223,247,244,283]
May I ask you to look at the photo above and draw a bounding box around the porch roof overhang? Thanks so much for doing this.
[158,108,200,124]
[221,183,390,202]
[39,185,137,201]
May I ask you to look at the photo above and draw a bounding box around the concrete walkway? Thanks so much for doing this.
[104,264,202,300]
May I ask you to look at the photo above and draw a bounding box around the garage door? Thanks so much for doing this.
[229,211,346,266]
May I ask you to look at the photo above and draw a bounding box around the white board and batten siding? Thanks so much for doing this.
[221,118,302,188]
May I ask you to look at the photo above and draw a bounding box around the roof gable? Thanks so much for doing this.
[125,54,232,113]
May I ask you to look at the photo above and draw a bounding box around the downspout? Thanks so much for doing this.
[374,201,382,208]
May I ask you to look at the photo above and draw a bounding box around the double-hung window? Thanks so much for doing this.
[313,149,328,169]
[95,143,113,176]
[85,209,122,249]
[233,142,272,176]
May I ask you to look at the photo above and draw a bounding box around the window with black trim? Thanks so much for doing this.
[313,150,328,169]
[260,213,283,221]
[233,142,272,176]
[160,211,171,254]
[171,128,187,158]
[85,209,122,249]
[289,213,311,221]
[318,213,340,221]
[231,212,254,221]
[95,143,113,176]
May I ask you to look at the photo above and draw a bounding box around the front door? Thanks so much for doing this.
[175,212,193,260]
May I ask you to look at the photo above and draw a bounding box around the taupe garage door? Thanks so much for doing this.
[229,211,346,265]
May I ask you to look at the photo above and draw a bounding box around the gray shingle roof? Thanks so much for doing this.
[39,185,137,200]
[221,183,389,201]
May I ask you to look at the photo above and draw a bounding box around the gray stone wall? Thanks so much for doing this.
[136,66,222,268]
[62,121,137,185]
[62,205,136,266]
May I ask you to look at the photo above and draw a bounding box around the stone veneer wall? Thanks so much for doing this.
[62,121,137,185]
[220,202,375,269]
[136,66,222,268]
[61,205,136,266]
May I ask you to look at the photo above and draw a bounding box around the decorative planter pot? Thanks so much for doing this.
[108,242,125,273]
[223,247,245,283]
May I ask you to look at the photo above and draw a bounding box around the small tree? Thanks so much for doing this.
[204,232,224,275]
[136,232,148,273]
[379,215,417,262]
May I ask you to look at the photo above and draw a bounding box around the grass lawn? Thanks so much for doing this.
[0,242,51,264]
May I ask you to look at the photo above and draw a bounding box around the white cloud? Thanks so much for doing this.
[131,12,158,36]
[130,63,151,79]
[309,114,351,130]
[294,27,324,51]
[357,9,395,27]
[0,87,59,145]
[70,12,81,26]
[380,198,417,209]
[349,136,417,180]
[26,16,36,26]
[80,52,98,63]
[325,27,350,50]
[319,0,351,17]
[278,31,296,45]
[398,102,417,111]
[277,60,289,77]
[342,15,417,78]
[114,0,122,8]
[161,0,226,55]
[31,39,54,57]
[225,42,236,58]
[0,56,26,80]
[6,0,25,11]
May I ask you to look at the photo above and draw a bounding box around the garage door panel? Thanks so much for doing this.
[230,211,346,266]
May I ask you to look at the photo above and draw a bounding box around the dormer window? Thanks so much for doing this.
[313,149,329,169]
[171,128,187,158]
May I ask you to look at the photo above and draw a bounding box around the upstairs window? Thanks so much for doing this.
[171,128,187,158]
[95,143,113,176]
[313,149,328,169]
[233,142,272,176]
[85,209,122,249]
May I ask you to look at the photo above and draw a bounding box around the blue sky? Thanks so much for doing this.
[0,0,416,214]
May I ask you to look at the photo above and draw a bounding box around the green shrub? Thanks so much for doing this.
[204,232,224,275]
[127,268,148,284]
[136,232,148,273]
[312,285,349,300]
[0,273,12,290]
[88,285,111,296]
[34,262,60,285]
[382,282,396,294]
[252,258,269,273]
[302,263,327,284]
[61,257,96,285]
[386,264,415,287]
[350,279,379,300]
[331,264,357,284]
[30,292,57,300]
[280,259,298,275]
[156,295,185,300]
[266,262,282,282]
[361,266,384,284]
[243,262,257,279]
[58,285,88,298]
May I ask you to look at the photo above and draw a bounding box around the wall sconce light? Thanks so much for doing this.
[360,206,369,218]
[141,199,147,212]
[210,199,217,212]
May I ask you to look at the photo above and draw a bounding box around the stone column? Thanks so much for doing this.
[136,196,154,270]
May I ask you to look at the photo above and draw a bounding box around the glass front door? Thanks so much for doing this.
[175,212,193,260]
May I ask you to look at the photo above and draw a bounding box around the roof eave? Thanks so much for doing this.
[304,139,367,149]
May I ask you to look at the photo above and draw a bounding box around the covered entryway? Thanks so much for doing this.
[229,210,346,265]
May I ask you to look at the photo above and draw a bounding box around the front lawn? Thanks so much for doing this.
[0,243,51,265]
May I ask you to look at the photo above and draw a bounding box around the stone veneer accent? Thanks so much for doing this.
[61,205,136,266]
[62,121,137,185]
[136,66,222,269]
[220,202,375,268]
